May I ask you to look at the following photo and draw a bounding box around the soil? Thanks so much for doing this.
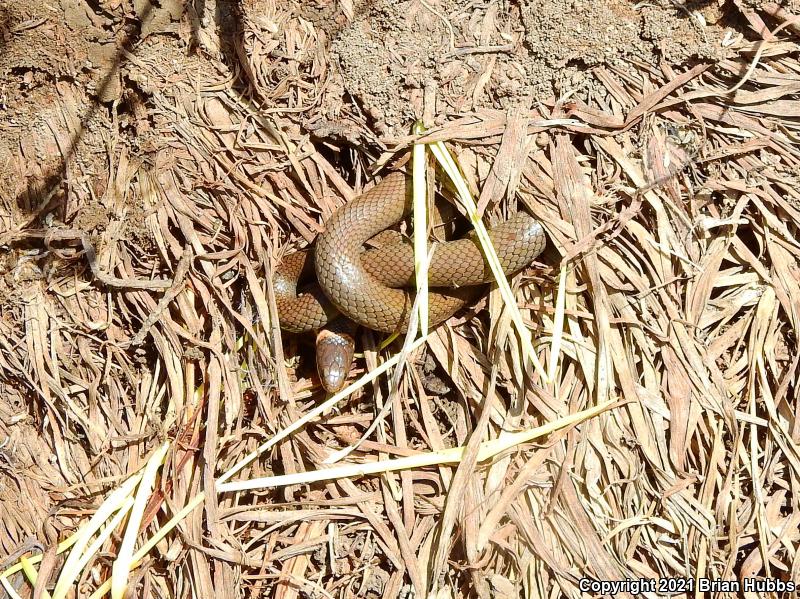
[328,0,727,134]
[1,0,799,595]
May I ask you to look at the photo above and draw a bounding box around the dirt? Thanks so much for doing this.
[0,0,196,314]
[0,0,797,593]
[329,0,728,135]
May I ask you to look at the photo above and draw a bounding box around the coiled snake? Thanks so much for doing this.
[274,171,547,392]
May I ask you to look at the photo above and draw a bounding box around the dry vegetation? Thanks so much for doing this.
[1,0,800,597]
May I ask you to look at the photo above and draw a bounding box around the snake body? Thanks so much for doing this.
[274,171,547,390]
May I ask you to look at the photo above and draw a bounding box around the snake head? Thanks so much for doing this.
[315,326,357,393]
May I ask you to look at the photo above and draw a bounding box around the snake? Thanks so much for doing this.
[274,171,547,392]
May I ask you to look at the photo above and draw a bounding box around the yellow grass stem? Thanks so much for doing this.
[87,492,207,599]
[0,532,81,582]
[412,120,430,336]
[548,264,568,382]
[217,334,431,485]
[111,442,169,599]
[61,498,134,596]
[20,556,48,599]
[427,140,550,382]
[50,473,144,599]
[217,400,615,493]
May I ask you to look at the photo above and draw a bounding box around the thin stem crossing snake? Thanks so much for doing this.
[274,172,547,392]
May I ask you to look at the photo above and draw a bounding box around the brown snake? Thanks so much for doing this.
[274,171,547,392]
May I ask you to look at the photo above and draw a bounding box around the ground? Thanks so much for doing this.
[1,0,800,597]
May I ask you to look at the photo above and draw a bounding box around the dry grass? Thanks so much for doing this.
[2,1,800,598]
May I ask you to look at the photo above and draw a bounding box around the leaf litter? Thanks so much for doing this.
[1,0,800,597]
